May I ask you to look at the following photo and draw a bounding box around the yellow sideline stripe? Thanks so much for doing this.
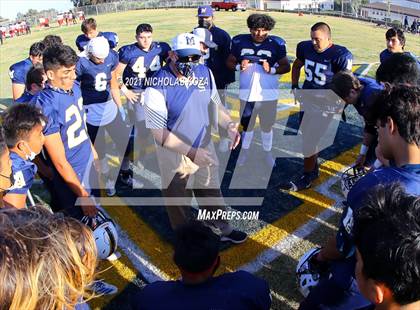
[89,248,138,309]
[104,143,359,283]
[217,143,359,272]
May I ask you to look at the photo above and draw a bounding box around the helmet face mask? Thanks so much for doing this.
[81,210,118,260]
[340,166,368,198]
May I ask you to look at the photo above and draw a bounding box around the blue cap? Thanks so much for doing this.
[197,5,213,17]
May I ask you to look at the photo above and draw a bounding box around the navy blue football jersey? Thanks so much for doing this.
[30,82,92,179]
[15,91,34,104]
[75,31,119,52]
[118,41,170,90]
[354,77,384,128]
[231,34,287,67]
[132,270,271,310]
[208,26,235,88]
[76,50,119,105]
[379,49,419,64]
[8,152,37,195]
[9,58,33,84]
[296,41,353,89]
[337,164,420,258]
[145,63,214,148]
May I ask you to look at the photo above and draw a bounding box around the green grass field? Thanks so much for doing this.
[1,8,419,105]
[1,9,419,310]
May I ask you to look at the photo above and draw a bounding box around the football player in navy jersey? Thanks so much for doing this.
[31,44,98,219]
[227,13,290,168]
[75,18,118,52]
[196,5,236,152]
[376,53,420,86]
[379,27,419,69]
[15,65,46,104]
[134,221,269,309]
[2,104,46,209]
[331,71,384,168]
[280,22,353,191]
[144,32,247,244]
[298,85,420,310]
[9,41,45,100]
[352,184,420,310]
[116,23,170,182]
[76,36,132,196]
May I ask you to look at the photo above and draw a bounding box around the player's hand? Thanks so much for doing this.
[375,145,389,167]
[188,148,216,167]
[261,60,270,73]
[80,196,98,217]
[355,154,367,167]
[291,84,300,105]
[125,89,140,104]
[226,122,241,150]
[168,50,178,63]
[240,59,250,71]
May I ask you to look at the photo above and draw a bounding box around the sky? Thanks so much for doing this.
[0,0,74,20]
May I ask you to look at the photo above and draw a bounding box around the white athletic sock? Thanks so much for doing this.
[261,130,273,151]
[241,131,254,150]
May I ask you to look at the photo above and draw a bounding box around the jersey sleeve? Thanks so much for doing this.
[34,97,60,136]
[8,166,35,195]
[75,34,85,52]
[75,58,83,80]
[336,173,378,257]
[110,50,119,71]
[104,32,118,49]
[334,49,353,72]
[272,36,287,60]
[144,86,168,129]
[230,36,242,61]
[296,41,306,62]
[9,63,26,84]
[118,46,130,64]
[160,42,171,62]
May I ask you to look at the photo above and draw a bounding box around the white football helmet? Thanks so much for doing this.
[340,166,368,199]
[296,247,322,297]
[81,210,118,260]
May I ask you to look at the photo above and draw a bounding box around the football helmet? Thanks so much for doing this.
[340,166,368,198]
[81,210,118,260]
[296,247,322,297]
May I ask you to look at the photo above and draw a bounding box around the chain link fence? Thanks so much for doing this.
[78,0,257,17]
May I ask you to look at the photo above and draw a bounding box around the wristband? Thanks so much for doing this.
[270,67,276,75]
[235,64,241,71]
[373,159,383,169]
[360,144,369,155]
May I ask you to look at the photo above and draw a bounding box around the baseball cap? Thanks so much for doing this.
[193,28,217,48]
[197,5,213,17]
[86,36,109,59]
[172,33,202,58]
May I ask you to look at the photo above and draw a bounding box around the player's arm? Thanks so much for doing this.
[115,62,139,103]
[110,69,123,107]
[226,53,238,71]
[3,193,27,209]
[264,56,290,75]
[315,236,343,262]
[291,58,304,89]
[44,133,97,216]
[33,154,54,180]
[210,71,240,149]
[12,83,25,100]
[145,88,215,167]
